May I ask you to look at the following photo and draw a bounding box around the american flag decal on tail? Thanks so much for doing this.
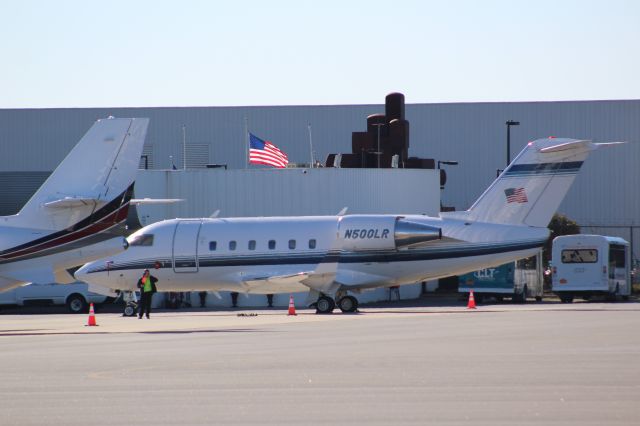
[505,187,528,203]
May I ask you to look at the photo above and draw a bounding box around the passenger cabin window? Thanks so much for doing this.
[289,239,296,250]
[268,240,276,250]
[229,241,237,251]
[209,241,217,251]
[248,240,256,250]
[561,249,597,263]
[309,239,316,249]
[130,234,154,247]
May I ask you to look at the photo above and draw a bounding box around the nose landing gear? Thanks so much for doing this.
[120,290,138,317]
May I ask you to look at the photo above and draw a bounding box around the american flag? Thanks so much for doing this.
[504,187,528,203]
[249,133,289,168]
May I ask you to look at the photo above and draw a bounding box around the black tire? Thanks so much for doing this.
[535,296,543,302]
[474,293,484,305]
[123,304,137,317]
[66,294,88,314]
[315,296,335,314]
[338,295,358,313]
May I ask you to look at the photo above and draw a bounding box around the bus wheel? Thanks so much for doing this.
[560,294,573,303]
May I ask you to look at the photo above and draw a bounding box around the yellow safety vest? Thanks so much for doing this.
[142,276,152,293]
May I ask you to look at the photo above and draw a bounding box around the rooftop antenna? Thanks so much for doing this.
[308,123,314,168]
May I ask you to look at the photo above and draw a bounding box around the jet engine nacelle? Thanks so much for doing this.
[338,215,441,251]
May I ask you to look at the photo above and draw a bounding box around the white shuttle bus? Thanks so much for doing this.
[551,235,631,303]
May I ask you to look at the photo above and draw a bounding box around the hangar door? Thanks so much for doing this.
[172,220,202,273]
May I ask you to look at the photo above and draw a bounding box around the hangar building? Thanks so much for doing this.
[1,98,639,265]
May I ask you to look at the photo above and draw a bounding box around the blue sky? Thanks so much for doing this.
[2,0,639,107]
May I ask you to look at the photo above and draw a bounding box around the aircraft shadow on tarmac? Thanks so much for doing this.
[0,328,270,337]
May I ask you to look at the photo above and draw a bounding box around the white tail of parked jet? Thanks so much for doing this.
[446,138,619,228]
[4,117,148,231]
[0,117,149,291]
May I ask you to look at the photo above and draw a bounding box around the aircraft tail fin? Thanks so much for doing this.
[449,138,618,228]
[6,117,149,232]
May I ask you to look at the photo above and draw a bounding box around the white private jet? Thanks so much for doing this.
[75,137,619,313]
[0,117,150,292]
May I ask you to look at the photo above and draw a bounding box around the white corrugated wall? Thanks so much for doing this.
[134,168,439,225]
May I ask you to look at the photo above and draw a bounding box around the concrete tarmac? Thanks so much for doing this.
[1,302,640,425]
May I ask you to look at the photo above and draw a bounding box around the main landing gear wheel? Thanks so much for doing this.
[338,295,359,313]
[315,296,335,314]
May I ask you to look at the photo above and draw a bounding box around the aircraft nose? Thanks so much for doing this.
[74,262,95,283]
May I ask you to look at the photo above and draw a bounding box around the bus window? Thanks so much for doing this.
[561,249,598,263]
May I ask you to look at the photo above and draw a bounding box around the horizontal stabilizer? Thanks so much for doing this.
[538,139,595,153]
[594,141,626,148]
[130,198,184,205]
[539,140,625,153]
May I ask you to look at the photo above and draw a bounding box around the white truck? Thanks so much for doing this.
[552,234,631,303]
[0,283,110,313]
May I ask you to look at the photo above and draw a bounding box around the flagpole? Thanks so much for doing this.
[244,116,249,169]
[308,123,314,168]
[182,124,187,170]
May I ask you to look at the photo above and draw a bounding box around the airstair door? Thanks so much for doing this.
[172,220,202,273]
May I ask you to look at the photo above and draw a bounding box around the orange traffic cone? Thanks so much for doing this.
[287,294,297,316]
[467,291,477,310]
[86,303,98,326]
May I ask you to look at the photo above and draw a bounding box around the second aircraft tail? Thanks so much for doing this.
[6,117,149,232]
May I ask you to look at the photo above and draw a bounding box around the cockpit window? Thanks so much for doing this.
[130,234,154,247]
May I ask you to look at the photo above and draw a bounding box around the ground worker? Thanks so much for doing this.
[137,269,158,319]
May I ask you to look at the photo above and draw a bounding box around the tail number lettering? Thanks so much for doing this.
[344,228,389,239]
